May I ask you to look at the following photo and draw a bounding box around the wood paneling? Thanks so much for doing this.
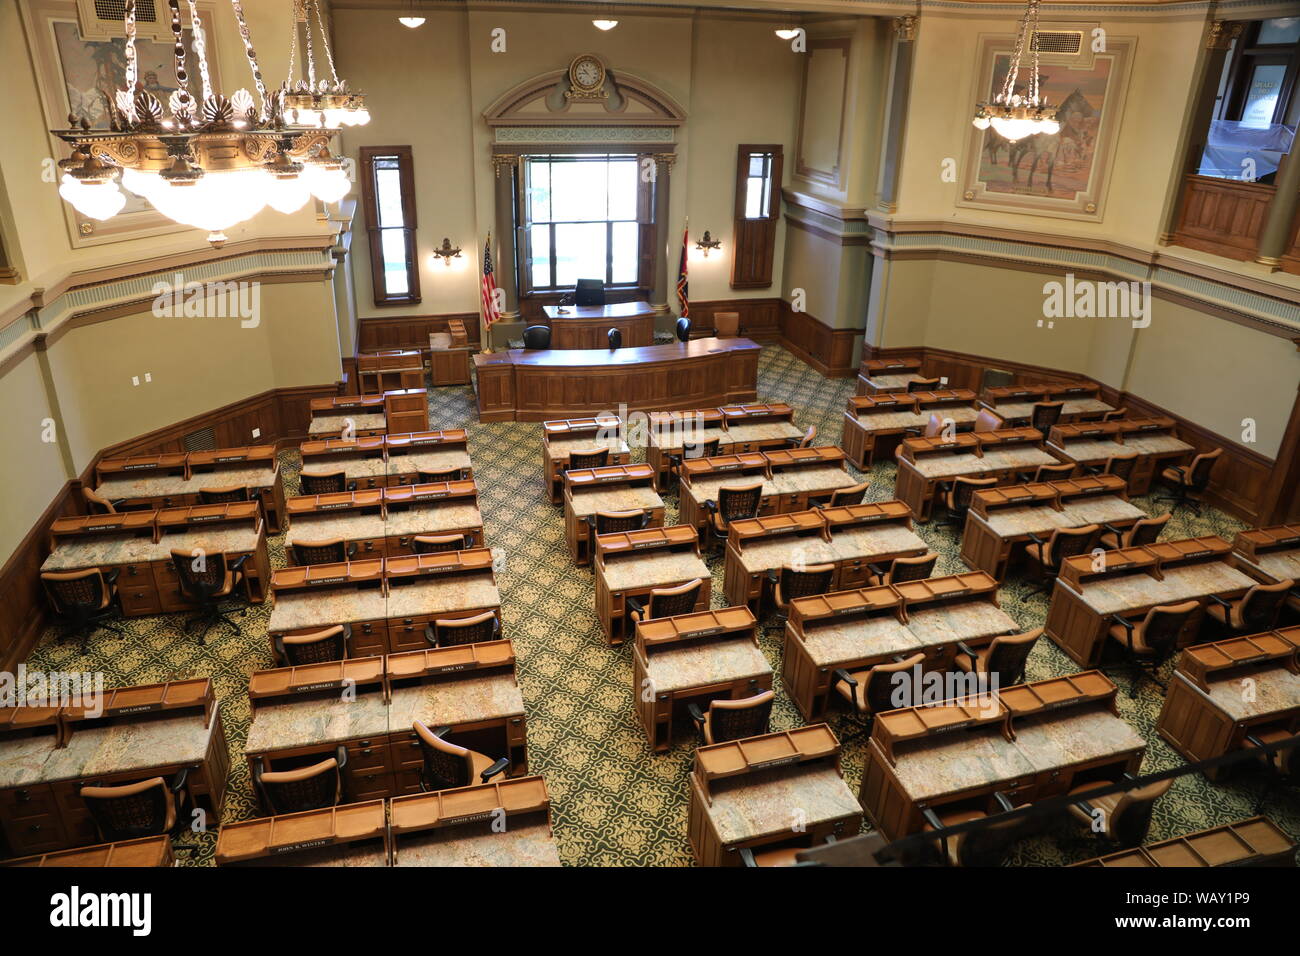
[861,343,1276,526]
[0,383,341,674]
[689,298,781,342]
[357,312,481,353]
[779,301,861,377]
[1173,174,1275,262]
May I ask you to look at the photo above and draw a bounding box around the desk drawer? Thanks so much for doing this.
[351,620,389,657]
[0,784,60,820]
[3,816,67,856]
[390,731,425,771]
[387,616,433,654]
[346,740,392,774]
[118,577,162,616]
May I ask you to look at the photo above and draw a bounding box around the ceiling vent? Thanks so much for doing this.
[75,0,174,42]
[1033,31,1084,56]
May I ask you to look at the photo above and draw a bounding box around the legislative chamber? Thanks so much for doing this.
[0,0,1298,936]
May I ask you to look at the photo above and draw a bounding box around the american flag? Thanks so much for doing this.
[676,224,689,318]
[480,232,501,326]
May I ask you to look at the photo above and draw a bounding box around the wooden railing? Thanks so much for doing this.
[1172,173,1275,261]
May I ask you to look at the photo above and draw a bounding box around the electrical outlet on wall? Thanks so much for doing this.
[252,427,261,439]
[144,372,152,383]
[939,376,949,385]
[131,376,139,386]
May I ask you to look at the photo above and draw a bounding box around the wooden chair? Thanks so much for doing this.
[42,568,124,650]
[954,628,1043,688]
[1067,776,1174,848]
[702,482,764,548]
[688,690,775,745]
[940,476,997,529]
[782,424,817,450]
[198,485,250,504]
[922,796,1026,867]
[1024,461,1076,483]
[867,551,938,587]
[766,563,835,635]
[299,469,351,495]
[830,652,926,741]
[907,377,940,393]
[1106,600,1200,696]
[1155,448,1221,514]
[627,578,703,625]
[974,409,1004,433]
[1099,512,1170,551]
[567,446,609,471]
[274,624,351,666]
[424,611,501,648]
[712,311,740,337]
[1023,524,1100,597]
[1030,401,1064,434]
[412,533,471,554]
[290,539,356,565]
[81,771,190,843]
[413,721,509,792]
[1103,407,1127,422]
[1205,578,1295,637]
[1087,452,1138,483]
[416,467,463,483]
[169,549,249,642]
[810,480,870,510]
[253,750,346,815]
[83,486,125,514]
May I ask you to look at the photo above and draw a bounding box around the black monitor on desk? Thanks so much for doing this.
[575,279,606,306]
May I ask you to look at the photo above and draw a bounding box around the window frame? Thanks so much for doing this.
[734,145,783,222]
[519,153,646,295]
[359,145,421,307]
[1222,23,1300,127]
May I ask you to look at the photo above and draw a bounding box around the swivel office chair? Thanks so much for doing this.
[42,568,124,651]
[583,509,651,556]
[1098,512,1170,551]
[809,480,870,510]
[702,482,763,548]
[83,486,126,514]
[170,549,249,642]
[675,317,692,342]
[1155,448,1222,514]
[416,467,463,483]
[522,325,552,350]
[1205,578,1294,637]
[688,690,775,745]
[782,424,817,450]
[908,377,940,393]
[954,628,1043,689]
[424,611,502,648]
[1086,452,1138,483]
[866,551,938,588]
[274,624,351,666]
[1029,401,1064,434]
[575,278,606,306]
[1023,524,1100,598]
[299,469,351,495]
[627,578,703,625]
[1106,600,1200,696]
[253,749,346,815]
[711,311,740,338]
[939,476,997,530]
[831,653,927,742]
[290,539,356,565]
[1068,775,1174,848]
[81,770,191,842]
[973,409,1005,433]
[1024,462,1076,484]
[413,721,510,792]
[411,533,472,554]
[766,563,835,635]
[567,447,610,471]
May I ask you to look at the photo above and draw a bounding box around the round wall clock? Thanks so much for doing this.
[569,55,605,93]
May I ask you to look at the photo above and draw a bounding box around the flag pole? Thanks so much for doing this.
[481,230,492,353]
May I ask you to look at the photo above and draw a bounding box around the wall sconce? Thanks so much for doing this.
[695,231,722,257]
[431,237,462,267]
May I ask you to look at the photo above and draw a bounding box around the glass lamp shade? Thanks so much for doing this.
[972,115,991,130]
[775,29,801,39]
[398,16,425,28]
[265,174,313,214]
[301,162,351,203]
[592,19,618,30]
[143,168,272,231]
[59,174,126,221]
[990,116,1036,141]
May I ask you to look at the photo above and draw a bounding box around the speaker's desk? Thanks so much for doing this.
[542,301,656,349]
[473,337,761,422]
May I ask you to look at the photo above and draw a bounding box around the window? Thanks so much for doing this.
[360,146,420,305]
[522,155,642,291]
[730,145,783,289]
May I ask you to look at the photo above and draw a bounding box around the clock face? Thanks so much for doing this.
[571,56,603,90]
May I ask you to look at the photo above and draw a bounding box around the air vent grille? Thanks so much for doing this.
[93,0,158,22]
[1033,31,1083,55]
[182,426,217,452]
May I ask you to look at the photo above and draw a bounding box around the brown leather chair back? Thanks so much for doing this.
[884,552,938,584]
[82,487,119,514]
[1186,448,1222,489]
[777,564,835,607]
[413,721,475,791]
[1109,778,1174,846]
[923,413,945,438]
[1032,462,1076,482]
[797,425,817,448]
[713,311,740,337]
[277,625,349,665]
[1045,524,1100,568]
[908,377,940,393]
[705,690,775,745]
[291,539,350,565]
[594,509,649,535]
[862,652,926,714]
[199,485,250,504]
[684,437,721,460]
[647,578,703,619]
[412,534,470,554]
[432,611,499,648]
[1104,453,1139,482]
[828,482,870,507]
[717,482,763,524]
[256,757,341,815]
[43,569,111,616]
[568,447,610,471]
[299,470,348,494]
[974,409,1004,433]
[80,777,175,841]
[983,628,1043,686]
[1030,401,1064,433]
[950,477,997,515]
[1232,578,1294,631]
[1137,600,1200,656]
[417,467,463,483]
[1124,513,1170,548]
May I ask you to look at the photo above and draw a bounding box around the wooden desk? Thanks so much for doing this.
[841,389,979,468]
[855,357,924,396]
[541,416,630,503]
[632,606,772,751]
[386,429,472,486]
[981,382,1115,425]
[645,408,729,487]
[678,447,857,532]
[299,436,389,490]
[542,301,656,349]
[765,447,858,511]
[1234,524,1300,612]
[1044,536,1258,666]
[782,571,1016,721]
[563,463,664,565]
[0,679,228,858]
[960,475,1143,581]
[389,775,561,866]
[357,349,424,394]
[1157,627,1300,780]
[216,800,389,866]
[722,503,929,611]
[43,503,271,617]
[474,337,760,422]
[861,672,1145,841]
[3,834,174,867]
[267,550,501,659]
[1047,418,1193,496]
[679,452,775,532]
[594,525,711,644]
[244,642,525,809]
[283,482,483,564]
[1073,816,1297,867]
[95,445,285,533]
[717,402,803,452]
[687,725,861,866]
[308,394,387,439]
[895,428,1059,521]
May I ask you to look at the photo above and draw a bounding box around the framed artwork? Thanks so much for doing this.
[959,32,1134,221]
[20,0,221,247]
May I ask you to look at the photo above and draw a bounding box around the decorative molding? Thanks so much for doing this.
[1206,20,1245,50]
[494,126,675,145]
[892,15,918,41]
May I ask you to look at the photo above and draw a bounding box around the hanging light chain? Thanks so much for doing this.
[311,0,342,86]
[167,0,193,116]
[229,0,269,113]
[303,1,317,89]
[124,0,139,91]
[186,0,214,103]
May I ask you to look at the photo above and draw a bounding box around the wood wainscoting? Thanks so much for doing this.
[0,382,341,673]
[689,298,781,342]
[861,344,1282,527]
[1172,174,1275,262]
[780,301,862,377]
[357,312,482,353]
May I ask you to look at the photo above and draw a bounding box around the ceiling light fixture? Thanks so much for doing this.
[971,0,1060,142]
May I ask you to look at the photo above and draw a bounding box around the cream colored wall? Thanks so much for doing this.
[0,352,67,560]
[333,9,803,319]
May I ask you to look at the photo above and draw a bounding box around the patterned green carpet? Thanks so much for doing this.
[23,345,1300,865]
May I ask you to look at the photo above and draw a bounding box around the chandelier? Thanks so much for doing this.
[52,0,358,247]
[971,0,1060,142]
[281,0,370,130]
